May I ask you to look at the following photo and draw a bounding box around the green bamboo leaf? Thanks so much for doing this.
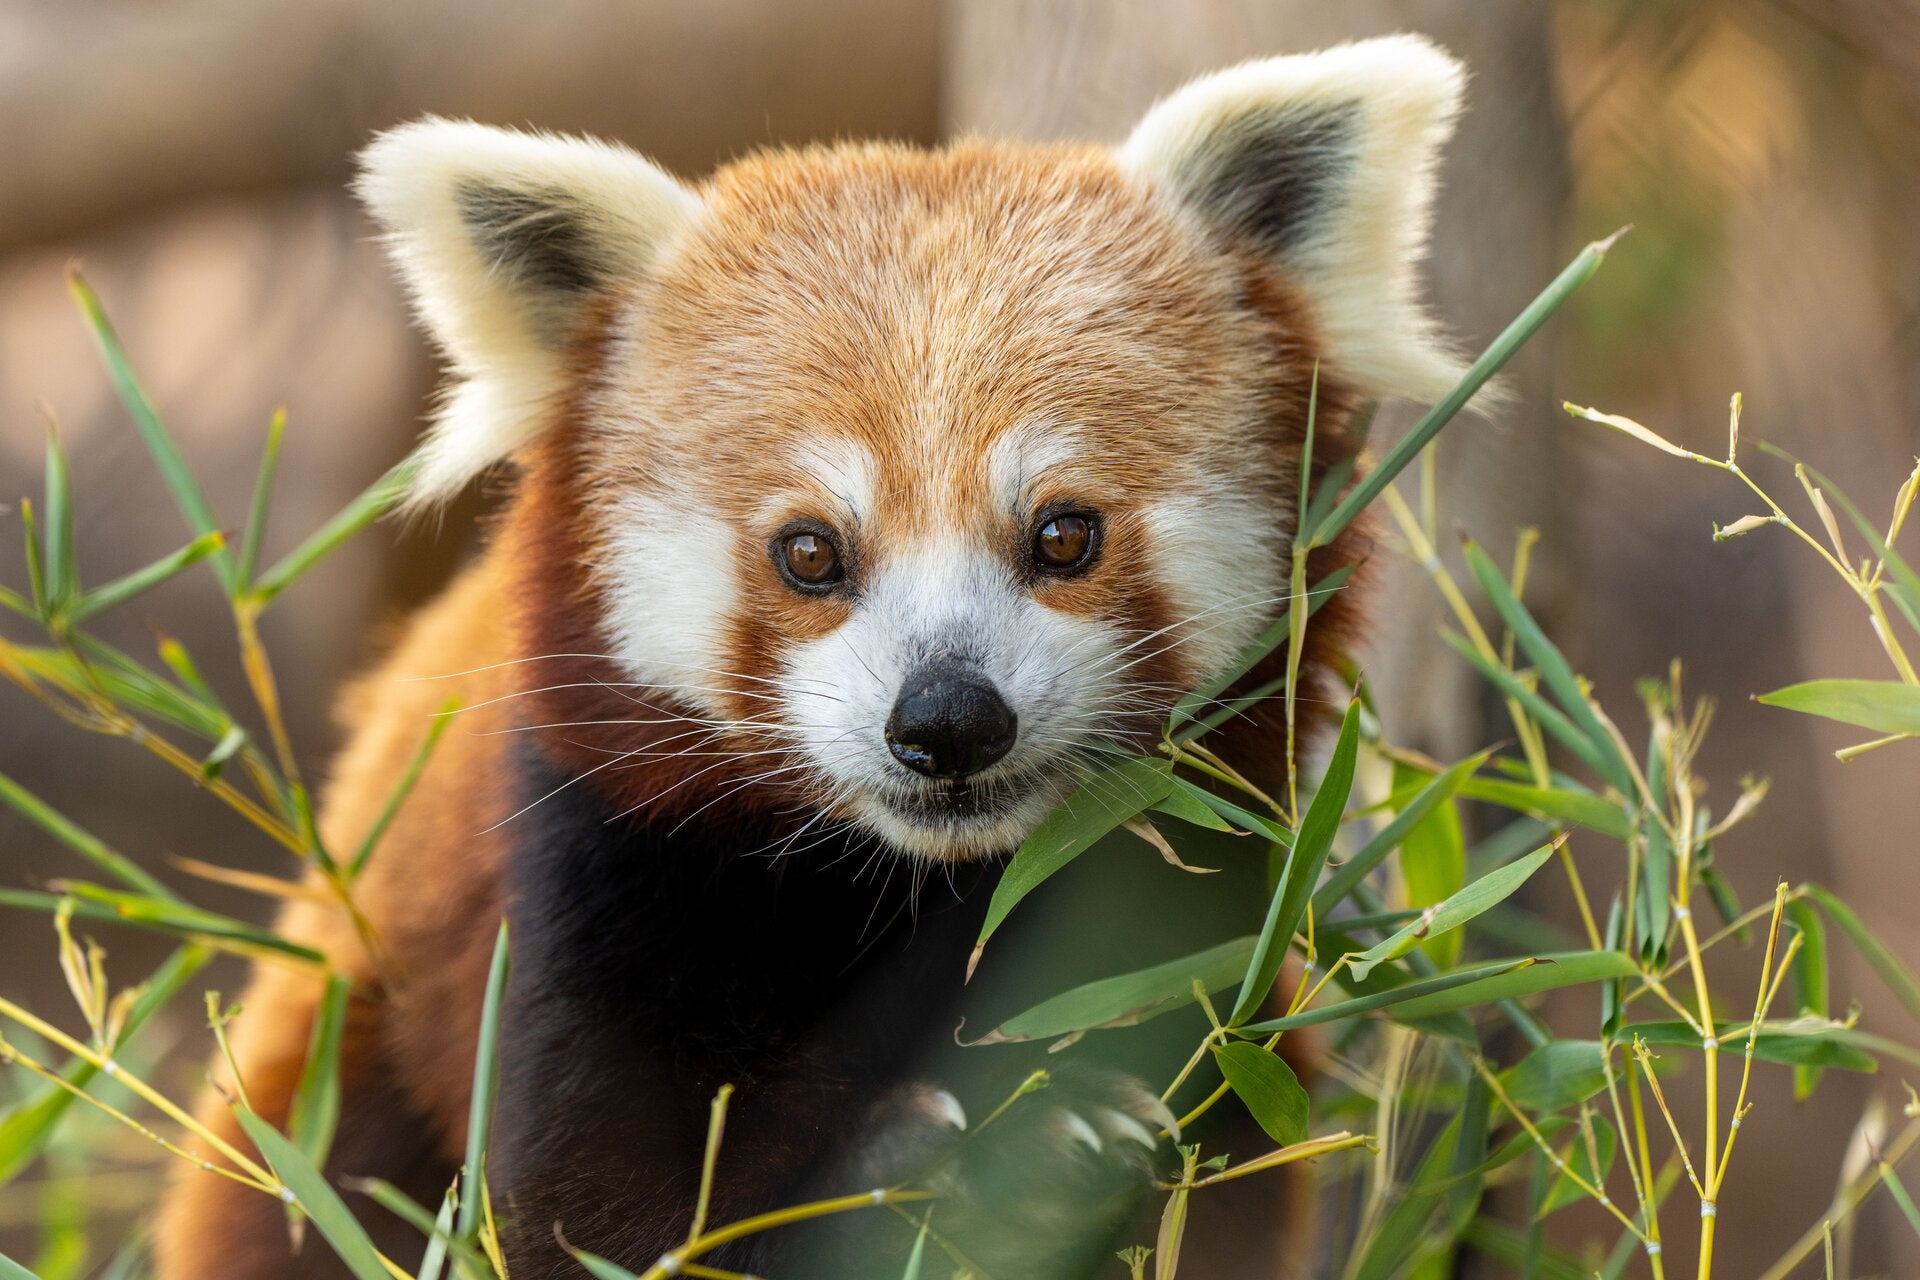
[289,974,353,1172]
[973,759,1175,965]
[350,701,457,879]
[20,500,46,616]
[969,936,1255,1045]
[67,271,237,595]
[1393,760,1467,968]
[233,1110,388,1280]
[0,1247,41,1280]
[1311,229,1623,550]
[1313,752,1488,914]
[41,422,78,613]
[71,531,226,623]
[1629,1019,1878,1072]
[1880,1161,1920,1241]
[0,888,324,965]
[569,1249,640,1279]
[0,772,173,900]
[1214,1042,1309,1146]
[1502,1041,1610,1113]
[1228,699,1361,1026]
[458,922,512,1242]
[345,1178,488,1279]
[418,1184,457,1280]
[899,1214,931,1280]
[1802,883,1920,1024]
[1787,899,1829,1099]
[1352,1111,1464,1280]
[1349,841,1558,982]
[237,408,287,591]
[1454,776,1630,840]
[1148,778,1235,832]
[0,946,206,1185]
[1756,679,1920,736]
[251,452,420,606]
[1464,541,1633,796]
[1243,952,1637,1034]
[1440,632,1624,785]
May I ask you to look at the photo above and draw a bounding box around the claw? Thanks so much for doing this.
[1060,1110,1104,1154]
[925,1089,968,1132]
[1134,1092,1182,1143]
[1097,1107,1159,1150]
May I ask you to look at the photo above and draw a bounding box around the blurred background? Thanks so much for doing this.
[2,0,1917,1275]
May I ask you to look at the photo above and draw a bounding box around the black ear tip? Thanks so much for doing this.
[455,179,603,297]
[1176,101,1363,254]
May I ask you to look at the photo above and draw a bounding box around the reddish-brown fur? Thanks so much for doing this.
[155,140,1369,1278]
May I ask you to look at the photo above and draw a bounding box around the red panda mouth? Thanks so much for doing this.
[886,778,1009,824]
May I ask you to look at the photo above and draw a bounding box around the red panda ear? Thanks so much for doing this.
[356,119,699,507]
[1117,35,1470,406]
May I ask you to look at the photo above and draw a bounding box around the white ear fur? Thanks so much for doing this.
[1118,35,1468,405]
[356,118,700,505]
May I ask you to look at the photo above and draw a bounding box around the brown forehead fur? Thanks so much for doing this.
[502,138,1370,824]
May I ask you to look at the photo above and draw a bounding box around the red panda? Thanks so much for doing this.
[153,35,1470,1280]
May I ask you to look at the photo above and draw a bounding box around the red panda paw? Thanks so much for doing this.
[890,1065,1174,1279]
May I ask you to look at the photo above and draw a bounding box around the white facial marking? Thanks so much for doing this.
[1142,492,1290,681]
[987,420,1084,512]
[603,489,740,720]
[778,534,1125,860]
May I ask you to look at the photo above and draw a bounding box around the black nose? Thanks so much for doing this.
[885,663,1018,779]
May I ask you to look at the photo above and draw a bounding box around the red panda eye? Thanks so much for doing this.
[1033,512,1097,572]
[777,530,844,589]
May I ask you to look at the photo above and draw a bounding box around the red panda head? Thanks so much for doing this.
[358,35,1468,860]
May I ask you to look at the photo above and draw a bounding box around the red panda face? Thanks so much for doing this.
[357,36,1471,860]
[583,145,1317,857]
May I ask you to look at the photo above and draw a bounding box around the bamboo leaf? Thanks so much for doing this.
[1240,952,1637,1034]
[233,1110,388,1280]
[1787,899,1830,1099]
[1213,1042,1308,1146]
[1464,541,1633,795]
[0,772,174,900]
[71,531,226,622]
[973,759,1174,968]
[251,453,420,606]
[289,974,353,1173]
[349,702,457,879]
[1393,760,1468,968]
[969,937,1256,1046]
[1349,840,1559,982]
[457,922,512,1242]
[1455,776,1630,840]
[1801,884,1920,1024]
[1313,752,1487,914]
[67,271,237,594]
[1149,778,1235,832]
[1228,700,1360,1026]
[237,408,287,591]
[1502,1041,1610,1113]
[1756,679,1920,736]
[41,422,78,613]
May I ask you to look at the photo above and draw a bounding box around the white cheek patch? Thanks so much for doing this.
[1141,492,1291,682]
[775,538,1135,860]
[987,420,1085,512]
[601,488,740,720]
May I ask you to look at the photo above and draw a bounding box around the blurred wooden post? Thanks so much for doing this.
[946,0,1572,757]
